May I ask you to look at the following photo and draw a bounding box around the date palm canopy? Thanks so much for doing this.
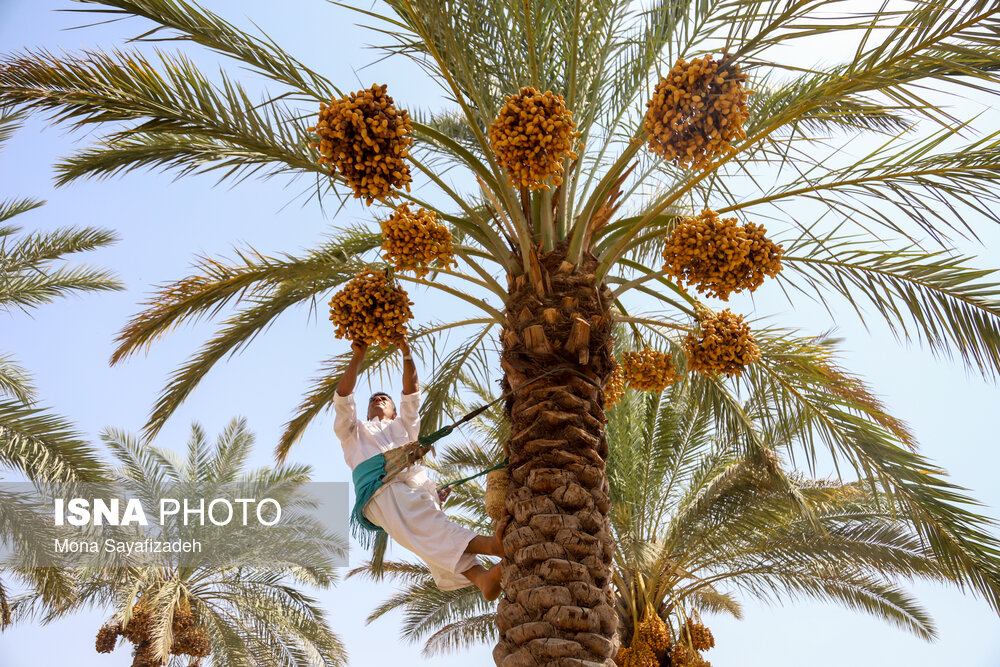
[3,1,1000,665]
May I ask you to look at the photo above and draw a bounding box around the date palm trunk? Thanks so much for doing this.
[132,641,164,667]
[494,243,619,666]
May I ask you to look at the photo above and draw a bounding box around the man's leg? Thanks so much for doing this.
[462,562,503,601]
[365,483,506,596]
[460,512,509,600]
[463,511,510,557]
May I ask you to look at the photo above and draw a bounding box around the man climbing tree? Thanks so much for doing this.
[333,336,509,600]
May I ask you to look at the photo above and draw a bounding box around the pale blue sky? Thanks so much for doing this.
[1,1,999,666]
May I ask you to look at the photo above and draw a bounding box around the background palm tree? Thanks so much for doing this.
[3,1,1000,663]
[350,366,981,665]
[0,103,120,628]
[13,418,349,667]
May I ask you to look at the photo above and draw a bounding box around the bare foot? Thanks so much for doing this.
[463,511,513,558]
[480,563,502,601]
[462,563,503,601]
[491,511,510,558]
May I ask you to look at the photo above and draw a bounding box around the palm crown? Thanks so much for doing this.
[2,0,1000,663]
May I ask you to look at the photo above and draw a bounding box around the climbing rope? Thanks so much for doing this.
[438,457,508,493]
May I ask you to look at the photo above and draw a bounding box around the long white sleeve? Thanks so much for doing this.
[333,392,358,444]
[398,389,421,441]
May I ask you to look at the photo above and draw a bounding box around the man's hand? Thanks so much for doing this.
[351,340,369,358]
[396,336,410,356]
[437,485,453,505]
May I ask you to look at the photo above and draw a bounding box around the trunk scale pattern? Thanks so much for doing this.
[494,244,619,667]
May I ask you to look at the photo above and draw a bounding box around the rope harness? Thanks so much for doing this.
[350,365,600,549]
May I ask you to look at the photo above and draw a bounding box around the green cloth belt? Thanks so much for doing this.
[350,453,389,549]
[350,450,508,548]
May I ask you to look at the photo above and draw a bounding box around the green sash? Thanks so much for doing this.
[350,453,388,549]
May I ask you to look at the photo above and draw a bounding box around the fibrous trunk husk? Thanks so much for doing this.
[494,244,618,667]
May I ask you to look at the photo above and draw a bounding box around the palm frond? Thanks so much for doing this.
[1,225,119,268]
[0,197,44,224]
[731,569,937,641]
[0,487,78,617]
[140,279,342,440]
[0,399,108,482]
[0,225,122,311]
[396,578,490,644]
[774,231,1000,378]
[741,336,1000,612]
[726,129,1000,243]
[111,226,380,363]
[0,103,26,146]
[419,323,496,433]
[0,354,34,404]
[687,587,742,619]
[347,559,433,585]
[420,612,498,656]
[0,265,122,311]
[68,0,338,99]
[0,48,325,187]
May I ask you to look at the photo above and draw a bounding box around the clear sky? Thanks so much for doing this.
[1,1,999,666]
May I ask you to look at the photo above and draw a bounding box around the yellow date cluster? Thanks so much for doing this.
[380,203,456,278]
[604,365,627,406]
[662,208,783,301]
[488,86,580,191]
[617,614,672,667]
[683,620,715,651]
[97,603,210,664]
[309,84,413,205]
[684,309,760,378]
[622,348,679,392]
[644,55,752,171]
[328,270,414,346]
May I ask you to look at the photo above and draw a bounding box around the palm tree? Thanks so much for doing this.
[0,103,119,627]
[351,361,977,665]
[3,1,1000,663]
[14,418,349,667]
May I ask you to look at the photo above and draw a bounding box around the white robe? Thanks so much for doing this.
[333,390,479,590]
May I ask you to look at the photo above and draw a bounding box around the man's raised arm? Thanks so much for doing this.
[336,340,368,397]
[333,341,367,443]
[398,336,417,395]
[397,336,420,441]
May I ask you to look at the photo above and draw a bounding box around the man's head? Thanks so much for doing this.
[367,392,396,420]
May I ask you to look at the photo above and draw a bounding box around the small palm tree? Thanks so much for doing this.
[0,104,119,627]
[351,364,978,664]
[605,374,956,665]
[4,2,1000,661]
[16,418,349,667]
